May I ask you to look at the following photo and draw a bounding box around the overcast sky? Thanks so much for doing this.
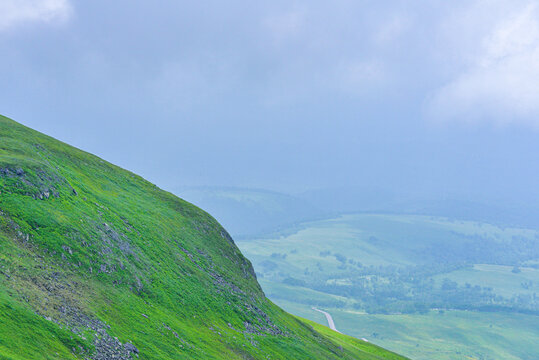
[1,0,538,204]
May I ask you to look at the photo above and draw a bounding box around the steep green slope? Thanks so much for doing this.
[0,115,407,360]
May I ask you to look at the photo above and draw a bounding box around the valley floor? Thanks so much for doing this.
[237,213,539,360]
[267,294,539,360]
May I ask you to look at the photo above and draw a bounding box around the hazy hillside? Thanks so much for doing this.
[178,186,539,238]
[299,187,539,229]
[0,115,407,360]
[176,187,326,238]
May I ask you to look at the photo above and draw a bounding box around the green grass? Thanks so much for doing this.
[329,309,539,360]
[259,279,354,307]
[0,114,408,359]
[305,319,406,360]
[0,289,87,360]
[433,264,539,298]
[273,300,539,360]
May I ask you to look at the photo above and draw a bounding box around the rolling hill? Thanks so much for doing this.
[237,213,539,359]
[0,114,408,359]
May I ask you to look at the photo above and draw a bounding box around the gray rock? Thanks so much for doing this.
[125,343,139,354]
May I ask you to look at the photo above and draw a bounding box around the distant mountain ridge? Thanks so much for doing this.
[176,186,328,238]
[174,186,539,241]
[299,187,539,229]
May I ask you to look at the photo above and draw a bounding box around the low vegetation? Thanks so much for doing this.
[0,115,407,360]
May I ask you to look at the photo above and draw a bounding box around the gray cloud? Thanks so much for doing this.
[0,0,72,32]
[0,0,537,205]
[425,1,539,127]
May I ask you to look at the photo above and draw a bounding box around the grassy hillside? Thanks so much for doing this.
[0,115,408,360]
[238,214,539,359]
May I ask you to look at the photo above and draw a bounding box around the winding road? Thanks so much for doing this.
[312,307,341,333]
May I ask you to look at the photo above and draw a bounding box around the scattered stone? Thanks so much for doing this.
[124,343,139,354]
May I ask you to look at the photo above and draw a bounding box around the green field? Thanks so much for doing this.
[240,214,539,275]
[273,299,539,360]
[238,213,539,360]
[432,264,539,298]
[239,214,539,301]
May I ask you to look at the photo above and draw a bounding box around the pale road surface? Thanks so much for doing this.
[312,307,341,333]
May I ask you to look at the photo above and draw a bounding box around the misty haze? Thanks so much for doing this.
[0,1,538,359]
